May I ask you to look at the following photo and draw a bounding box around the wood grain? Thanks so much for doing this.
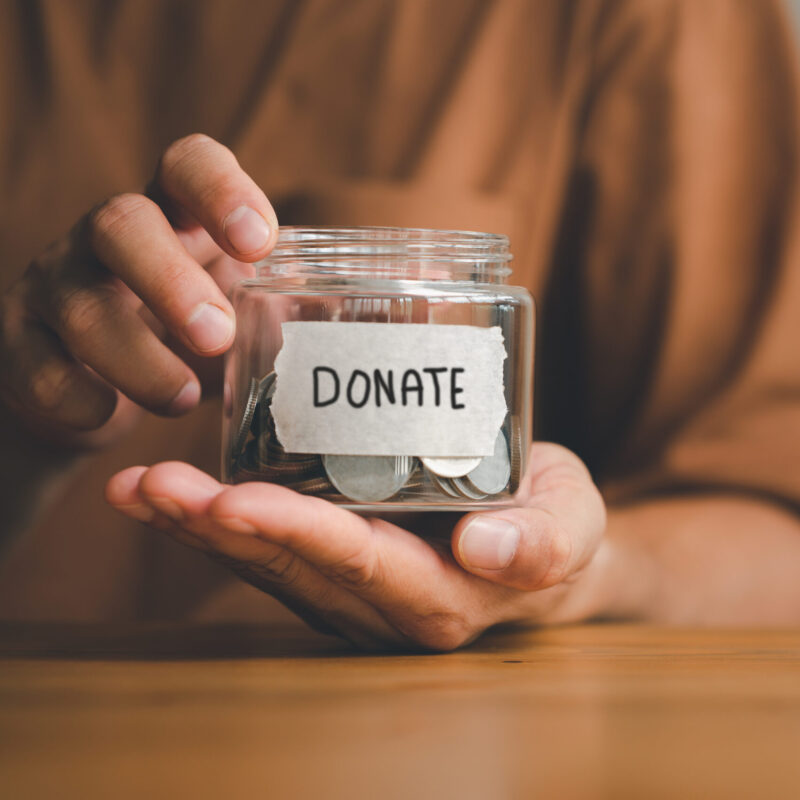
[1,623,799,799]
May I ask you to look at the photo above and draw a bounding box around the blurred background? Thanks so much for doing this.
[790,0,800,29]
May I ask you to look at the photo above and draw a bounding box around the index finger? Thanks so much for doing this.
[154,134,278,261]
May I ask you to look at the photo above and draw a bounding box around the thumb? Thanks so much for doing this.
[451,443,606,591]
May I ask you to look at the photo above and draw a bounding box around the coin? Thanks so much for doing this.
[231,440,263,483]
[509,414,523,493]
[322,455,416,503]
[253,371,277,441]
[428,471,462,498]
[259,371,277,403]
[232,377,260,465]
[450,476,489,500]
[283,475,335,494]
[256,380,322,479]
[420,456,482,478]
[458,429,511,496]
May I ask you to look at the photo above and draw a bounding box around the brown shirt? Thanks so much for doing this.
[1,0,798,621]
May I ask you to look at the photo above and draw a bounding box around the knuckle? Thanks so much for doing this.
[145,259,191,302]
[212,548,302,590]
[195,173,238,212]
[251,549,303,587]
[56,285,119,341]
[25,361,78,415]
[88,193,152,246]
[538,523,575,589]
[158,133,225,181]
[402,610,475,652]
[318,550,378,592]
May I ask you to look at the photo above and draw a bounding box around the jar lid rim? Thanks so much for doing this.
[262,225,510,263]
[256,226,513,279]
[273,225,509,245]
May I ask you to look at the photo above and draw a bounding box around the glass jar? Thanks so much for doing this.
[222,226,534,512]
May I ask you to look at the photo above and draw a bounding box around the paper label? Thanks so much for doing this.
[271,322,507,457]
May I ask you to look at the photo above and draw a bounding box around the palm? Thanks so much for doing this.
[106,443,605,650]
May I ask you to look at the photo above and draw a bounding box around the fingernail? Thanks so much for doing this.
[223,205,272,254]
[148,496,185,521]
[184,303,235,352]
[459,517,520,570]
[169,380,201,414]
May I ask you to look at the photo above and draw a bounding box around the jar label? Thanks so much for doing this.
[271,321,507,457]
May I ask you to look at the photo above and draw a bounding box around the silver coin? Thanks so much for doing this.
[428,470,462,498]
[259,371,277,403]
[451,476,489,500]
[322,455,415,503]
[460,430,511,496]
[509,414,523,493]
[256,371,278,447]
[420,456,482,478]
[232,377,260,462]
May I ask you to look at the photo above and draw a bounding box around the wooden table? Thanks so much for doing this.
[1,622,799,799]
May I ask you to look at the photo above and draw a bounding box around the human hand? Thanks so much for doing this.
[105,443,607,650]
[0,134,277,448]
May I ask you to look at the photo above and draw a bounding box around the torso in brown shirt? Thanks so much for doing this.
[1,0,798,621]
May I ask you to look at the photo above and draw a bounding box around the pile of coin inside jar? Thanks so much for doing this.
[229,371,523,504]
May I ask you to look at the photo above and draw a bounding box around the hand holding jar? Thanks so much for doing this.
[99,136,608,650]
[106,443,606,651]
[0,134,277,448]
